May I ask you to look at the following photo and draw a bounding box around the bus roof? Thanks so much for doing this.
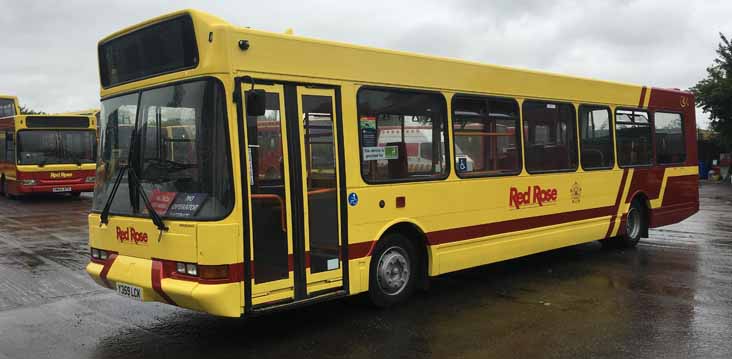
[98,9,687,109]
[58,109,100,116]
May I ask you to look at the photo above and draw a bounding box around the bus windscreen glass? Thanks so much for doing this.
[17,130,96,165]
[98,15,198,88]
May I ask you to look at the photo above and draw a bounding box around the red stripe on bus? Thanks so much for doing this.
[604,169,630,238]
[426,205,616,246]
[99,253,117,289]
[624,167,665,204]
[349,241,375,259]
[638,86,647,108]
[151,260,177,305]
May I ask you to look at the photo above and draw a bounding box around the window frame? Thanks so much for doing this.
[91,75,235,222]
[521,99,579,174]
[578,104,615,171]
[356,85,450,184]
[653,110,686,165]
[614,107,654,169]
[451,93,523,179]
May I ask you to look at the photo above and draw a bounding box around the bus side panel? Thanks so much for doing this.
[346,169,624,281]
[426,170,624,275]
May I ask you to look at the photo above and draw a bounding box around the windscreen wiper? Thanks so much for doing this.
[126,128,168,238]
[127,166,168,235]
[100,165,127,226]
[71,154,83,166]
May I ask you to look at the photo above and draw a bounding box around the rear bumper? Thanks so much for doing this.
[18,183,94,193]
[86,255,242,317]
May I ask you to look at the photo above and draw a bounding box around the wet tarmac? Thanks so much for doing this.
[0,183,731,359]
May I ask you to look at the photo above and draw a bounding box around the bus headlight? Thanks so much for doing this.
[21,179,37,186]
[176,262,198,276]
[186,263,198,276]
[85,176,96,183]
[90,248,110,260]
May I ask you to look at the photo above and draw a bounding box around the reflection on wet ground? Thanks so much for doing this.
[0,184,731,359]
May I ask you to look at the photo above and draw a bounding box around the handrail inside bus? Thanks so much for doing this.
[250,194,286,232]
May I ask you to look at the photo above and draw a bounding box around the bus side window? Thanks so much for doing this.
[452,95,521,177]
[357,87,448,182]
[654,112,685,164]
[615,109,652,167]
[522,101,578,173]
[579,105,614,169]
[6,132,14,163]
[0,132,5,161]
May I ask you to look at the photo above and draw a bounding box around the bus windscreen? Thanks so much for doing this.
[17,130,96,165]
[98,15,198,88]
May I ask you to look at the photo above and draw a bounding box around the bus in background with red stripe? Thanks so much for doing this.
[87,10,698,317]
[0,110,97,198]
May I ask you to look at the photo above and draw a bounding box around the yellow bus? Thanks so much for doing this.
[87,10,699,317]
[0,112,97,198]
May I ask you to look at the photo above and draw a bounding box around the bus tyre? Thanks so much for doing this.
[369,232,418,308]
[618,200,644,248]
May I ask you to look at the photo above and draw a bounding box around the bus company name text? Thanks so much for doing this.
[50,172,73,179]
[116,226,149,244]
[509,186,558,209]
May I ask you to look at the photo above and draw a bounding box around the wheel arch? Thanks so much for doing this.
[373,220,432,290]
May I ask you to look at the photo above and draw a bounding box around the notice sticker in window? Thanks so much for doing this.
[167,193,208,218]
[546,104,556,109]
[147,189,177,216]
[359,116,376,130]
[363,146,399,161]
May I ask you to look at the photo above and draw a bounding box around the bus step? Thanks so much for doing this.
[250,289,348,315]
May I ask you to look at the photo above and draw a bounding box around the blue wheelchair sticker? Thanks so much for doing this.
[457,157,468,172]
[348,192,359,206]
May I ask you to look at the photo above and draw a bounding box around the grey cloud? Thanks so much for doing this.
[1,0,729,127]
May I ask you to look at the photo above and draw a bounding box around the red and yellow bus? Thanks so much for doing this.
[87,10,698,317]
[0,108,97,198]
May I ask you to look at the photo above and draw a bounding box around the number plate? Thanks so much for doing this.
[52,186,72,193]
[115,283,143,301]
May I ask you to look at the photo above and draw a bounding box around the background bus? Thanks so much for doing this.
[0,95,20,119]
[87,10,698,318]
[0,114,97,198]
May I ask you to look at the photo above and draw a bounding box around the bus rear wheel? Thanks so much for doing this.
[600,199,645,249]
[368,232,418,307]
[618,200,644,248]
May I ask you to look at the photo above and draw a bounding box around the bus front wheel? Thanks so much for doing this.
[368,232,418,307]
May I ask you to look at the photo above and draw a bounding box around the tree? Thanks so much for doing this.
[691,33,732,147]
[19,105,45,115]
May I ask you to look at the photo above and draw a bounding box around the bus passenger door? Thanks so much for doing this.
[243,84,296,306]
[294,87,344,295]
[240,81,345,311]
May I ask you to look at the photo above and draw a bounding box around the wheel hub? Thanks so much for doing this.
[376,247,410,296]
[627,208,641,239]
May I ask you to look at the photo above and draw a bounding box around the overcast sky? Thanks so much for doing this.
[1,0,730,128]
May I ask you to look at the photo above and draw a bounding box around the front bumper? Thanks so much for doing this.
[86,255,242,317]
